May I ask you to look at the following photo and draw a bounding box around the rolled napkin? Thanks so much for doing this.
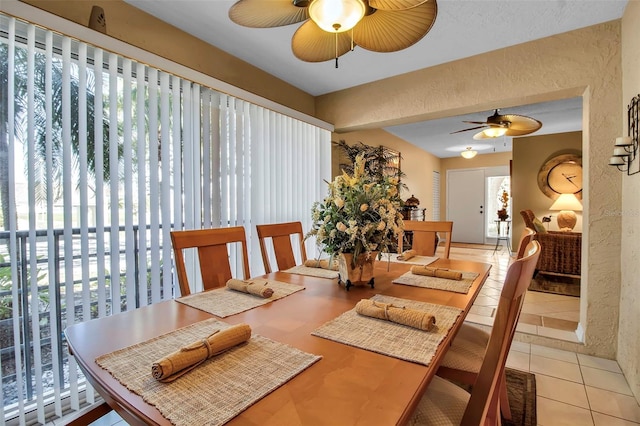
[226,278,274,298]
[397,249,416,261]
[151,323,252,382]
[303,258,339,271]
[355,299,436,331]
[410,265,463,281]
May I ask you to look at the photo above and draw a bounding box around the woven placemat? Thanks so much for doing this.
[387,255,439,266]
[176,279,305,318]
[392,270,478,294]
[284,265,339,279]
[312,294,462,366]
[96,318,321,426]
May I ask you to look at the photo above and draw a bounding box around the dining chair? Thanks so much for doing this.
[410,240,541,425]
[170,226,251,296]
[399,221,453,259]
[256,221,307,273]
[434,230,537,420]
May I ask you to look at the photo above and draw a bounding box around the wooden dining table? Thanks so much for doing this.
[65,257,491,426]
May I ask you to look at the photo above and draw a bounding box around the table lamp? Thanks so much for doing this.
[549,193,583,231]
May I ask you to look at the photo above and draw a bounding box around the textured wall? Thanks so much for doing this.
[619,0,640,402]
[317,22,624,362]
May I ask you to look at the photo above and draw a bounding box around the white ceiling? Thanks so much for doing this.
[123,0,626,157]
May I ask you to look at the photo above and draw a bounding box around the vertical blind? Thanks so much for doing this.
[0,13,330,424]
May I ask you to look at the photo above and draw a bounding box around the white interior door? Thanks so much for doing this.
[447,169,485,243]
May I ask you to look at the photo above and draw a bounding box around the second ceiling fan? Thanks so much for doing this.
[452,109,543,140]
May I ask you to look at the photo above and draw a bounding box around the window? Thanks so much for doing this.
[0,13,330,423]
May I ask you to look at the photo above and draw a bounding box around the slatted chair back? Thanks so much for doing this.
[170,226,250,296]
[462,241,540,424]
[399,221,454,258]
[256,221,307,273]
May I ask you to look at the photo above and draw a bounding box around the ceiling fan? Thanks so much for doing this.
[228,0,438,66]
[451,109,543,140]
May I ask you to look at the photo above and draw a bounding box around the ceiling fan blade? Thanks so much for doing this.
[463,121,508,128]
[368,0,429,11]
[229,0,308,28]
[500,114,543,136]
[292,21,353,62]
[353,0,437,52]
[450,125,487,134]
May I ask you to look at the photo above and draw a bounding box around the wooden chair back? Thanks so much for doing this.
[399,221,453,258]
[256,221,307,273]
[520,209,536,230]
[170,226,250,296]
[462,241,541,424]
[515,227,535,260]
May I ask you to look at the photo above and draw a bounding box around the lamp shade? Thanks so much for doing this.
[460,147,477,159]
[549,193,583,211]
[615,136,633,146]
[613,147,630,157]
[309,0,365,33]
[549,193,582,231]
[609,156,626,165]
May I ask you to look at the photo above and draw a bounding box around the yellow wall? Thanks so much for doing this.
[619,0,640,401]
[330,129,440,217]
[512,132,583,246]
[19,0,316,116]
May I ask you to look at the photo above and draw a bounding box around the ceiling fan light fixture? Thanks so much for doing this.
[482,127,508,138]
[308,0,366,33]
[461,147,477,159]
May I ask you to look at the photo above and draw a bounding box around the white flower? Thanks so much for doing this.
[305,152,404,258]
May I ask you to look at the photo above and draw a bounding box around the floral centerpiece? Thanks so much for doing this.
[306,153,404,274]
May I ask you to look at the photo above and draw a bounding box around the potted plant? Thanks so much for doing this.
[306,153,404,290]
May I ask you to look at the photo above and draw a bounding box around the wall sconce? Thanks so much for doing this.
[608,94,639,175]
[460,147,477,159]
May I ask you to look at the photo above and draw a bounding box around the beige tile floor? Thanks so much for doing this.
[450,243,582,342]
[88,244,640,425]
